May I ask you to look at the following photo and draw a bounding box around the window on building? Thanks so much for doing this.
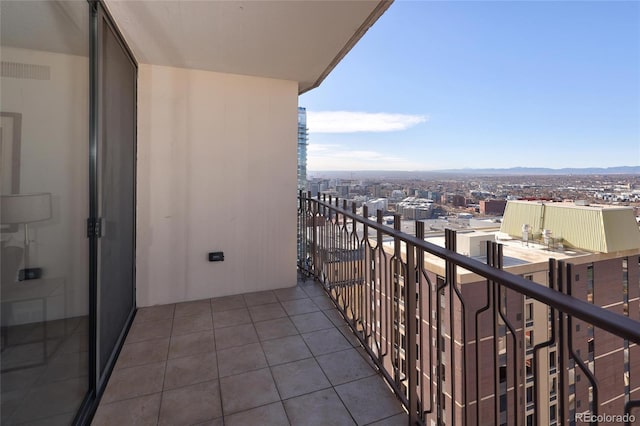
[525,330,534,349]
[525,303,533,323]
[587,264,594,303]
[500,365,507,383]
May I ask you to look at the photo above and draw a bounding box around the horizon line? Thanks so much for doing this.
[308,165,639,172]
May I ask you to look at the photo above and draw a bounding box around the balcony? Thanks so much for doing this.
[6,188,638,426]
[91,192,640,426]
[92,277,407,425]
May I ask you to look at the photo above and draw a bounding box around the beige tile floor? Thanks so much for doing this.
[92,276,408,425]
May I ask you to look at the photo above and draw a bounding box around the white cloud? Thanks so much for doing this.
[307,144,342,153]
[306,111,428,133]
[307,144,427,171]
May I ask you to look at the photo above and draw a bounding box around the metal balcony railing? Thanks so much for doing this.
[297,191,640,426]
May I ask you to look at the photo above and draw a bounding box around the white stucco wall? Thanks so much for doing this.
[136,64,298,307]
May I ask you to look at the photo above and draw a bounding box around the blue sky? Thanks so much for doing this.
[299,0,640,171]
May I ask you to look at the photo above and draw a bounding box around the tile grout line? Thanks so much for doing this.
[210,298,225,425]
[155,304,176,425]
[253,291,288,423]
[297,279,363,425]
[235,290,292,425]
[283,283,345,423]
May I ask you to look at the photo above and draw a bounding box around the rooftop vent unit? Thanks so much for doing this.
[522,224,530,246]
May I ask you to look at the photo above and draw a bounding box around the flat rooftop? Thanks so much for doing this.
[501,200,640,253]
[507,200,634,211]
[424,230,588,266]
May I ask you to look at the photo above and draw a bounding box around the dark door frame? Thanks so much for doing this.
[74,2,138,424]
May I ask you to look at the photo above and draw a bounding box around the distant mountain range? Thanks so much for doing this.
[437,166,640,175]
[309,166,640,179]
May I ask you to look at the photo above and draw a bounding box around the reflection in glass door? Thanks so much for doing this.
[0,1,90,424]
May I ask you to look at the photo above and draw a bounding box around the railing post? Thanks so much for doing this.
[306,191,312,275]
[445,229,458,426]
[406,224,419,425]
[377,210,383,248]
[393,214,402,386]
[298,190,303,271]
[377,209,388,364]
[416,221,431,422]
[311,194,319,280]
[557,260,569,426]
[491,241,501,425]
[363,205,371,344]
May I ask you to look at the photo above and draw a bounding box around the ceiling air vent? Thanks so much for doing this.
[1,61,50,80]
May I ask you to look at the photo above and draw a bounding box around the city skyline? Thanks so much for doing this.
[300,0,640,171]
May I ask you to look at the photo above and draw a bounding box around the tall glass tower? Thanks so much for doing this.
[297,107,308,190]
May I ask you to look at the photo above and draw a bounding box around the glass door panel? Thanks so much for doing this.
[0,1,90,424]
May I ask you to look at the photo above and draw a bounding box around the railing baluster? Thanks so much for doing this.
[558,260,568,425]
[472,241,493,426]
[491,241,500,426]
[393,214,402,387]
[406,231,419,424]
[532,258,558,426]
[445,229,457,426]
[416,221,432,420]
[378,209,389,360]
[566,262,598,425]
[363,205,372,345]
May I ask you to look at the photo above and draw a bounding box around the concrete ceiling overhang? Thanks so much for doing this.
[104,0,392,94]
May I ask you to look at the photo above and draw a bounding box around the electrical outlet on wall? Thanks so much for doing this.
[208,252,224,262]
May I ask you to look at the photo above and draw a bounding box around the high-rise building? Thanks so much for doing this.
[393,200,640,425]
[298,107,308,190]
[480,199,508,215]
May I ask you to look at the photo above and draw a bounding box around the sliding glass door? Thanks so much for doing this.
[0,1,91,424]
[95,5,137,380]
[0,1,137,424]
